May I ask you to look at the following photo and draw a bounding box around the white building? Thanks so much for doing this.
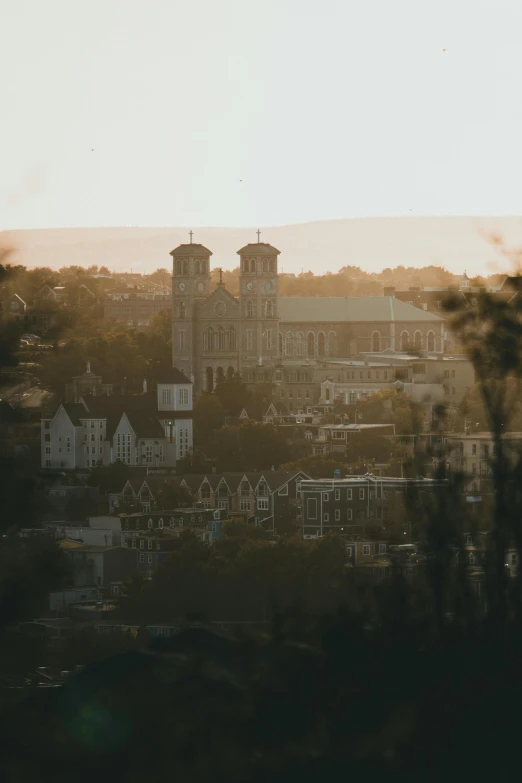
[41,368,193,470]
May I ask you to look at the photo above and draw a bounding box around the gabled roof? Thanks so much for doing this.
[54,402,87,426]
[278,296,443,323]
[170,244,212,257]
[236,242,280,255]
[8,293,26,305]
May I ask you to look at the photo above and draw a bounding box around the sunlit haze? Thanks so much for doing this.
[2,0,522,248]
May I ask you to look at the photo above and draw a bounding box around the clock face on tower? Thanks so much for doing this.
[178,282,186,292]
[246,281,255,292]
[264,280,272,293]
[197,281,206,294]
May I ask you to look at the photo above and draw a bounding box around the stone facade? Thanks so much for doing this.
[170,239,444,394]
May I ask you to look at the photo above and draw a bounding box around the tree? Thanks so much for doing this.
[156,479,193,510]
[193,394,225,445]
[214,373,250,415]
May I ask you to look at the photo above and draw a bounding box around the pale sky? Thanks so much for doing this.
[2,0,522,231]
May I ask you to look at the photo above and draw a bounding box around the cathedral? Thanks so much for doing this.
[170,235,444,394]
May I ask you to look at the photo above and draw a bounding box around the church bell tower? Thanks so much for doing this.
[170,233,212,381]
[237,232,280,367]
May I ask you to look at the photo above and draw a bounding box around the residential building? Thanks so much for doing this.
[41,368,193,470]
[111,470,310,534]
[312,423,396,456]
[444,432,522,491]
[300,475,447,538]
[61,544,137,587]
[103,293,170,327]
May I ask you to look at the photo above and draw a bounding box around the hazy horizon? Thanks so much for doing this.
[3,216,522,277]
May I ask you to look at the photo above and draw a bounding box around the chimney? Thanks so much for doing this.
[384,286,395,297]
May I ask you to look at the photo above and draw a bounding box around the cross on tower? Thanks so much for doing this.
[256,229,261,243]
[189,230,193,244]
[218,268,224,284]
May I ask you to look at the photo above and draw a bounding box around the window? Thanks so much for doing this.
[246,300,254,318]
[139,554,144,563]
[335,489,340,500]
[323,513,329,522]
[148,539,153,549]
[257,498,269,511]
[472,444,477,455]
[178,388,189,406]
[335,509,340,521]
[240,499,250,511]
[132,539,136,548]
[246,329,253,350]
[305,390,310,399]
[148,554,153,564]
[359,488,365,500]
[140,539,144,549]
[278,484,288,496]
[266,329,273,350]
[161,388,172,406]
[307,498,318,520]
[347,489,352,500]
[179,330,185,351]
[363,545,370,555]
[347,509,353,520]
[379,544,386,554]
[323,493,329,501]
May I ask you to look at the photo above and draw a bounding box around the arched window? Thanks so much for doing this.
[205,327,214,351]
[175,259,181,275]
[194,259,200,274]
[217,326,226,351]
[200,259,206,274]
[328,331,336,357]
[278,332,283,355]
[182,260,189,275]
[179,301,186,319]
[249,259,256,274]
[261,259,268,273]
[265,300,274,317]
[229,327,236,351]
[216,366,224,384]
[307,332,315,357]
[206,366,214,392]
[269,258,275,273]
[325,386,330,402]
[246,300,254,318]
[400,331,409,351]
[226,366,234,379]
[371,331,381,352]
[427,331,435,351]
[285,332,294,357]
[414,331,422,351]
[296,332,304,356]
[318,332,326,357]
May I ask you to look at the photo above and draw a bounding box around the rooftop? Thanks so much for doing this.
[278,297,443,323]
[170,243,212,257]
[237,242,280,255]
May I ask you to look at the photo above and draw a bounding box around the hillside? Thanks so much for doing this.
[2,216,522,276]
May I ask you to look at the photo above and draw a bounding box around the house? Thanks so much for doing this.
[111,470,311,535]
[3,293,27,321]
[300,475,447,538]
[119,507,231,543]
[41,368,193,470]
[312,423,396,456]
[444,432,522,492]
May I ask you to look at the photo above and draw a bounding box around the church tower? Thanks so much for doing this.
[237,234,280,367]
[170,234,212,381]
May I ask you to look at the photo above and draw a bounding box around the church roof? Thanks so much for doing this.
[236,242,280,255]
[278,296,443,323]
[170,244,212,257]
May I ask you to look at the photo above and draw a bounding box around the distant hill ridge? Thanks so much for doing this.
[2,216,522,276]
